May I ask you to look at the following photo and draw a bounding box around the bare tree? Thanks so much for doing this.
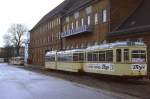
[3,34,12,47]
[3,24,28,56]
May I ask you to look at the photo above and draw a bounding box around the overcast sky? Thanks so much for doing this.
[0,0,64,47]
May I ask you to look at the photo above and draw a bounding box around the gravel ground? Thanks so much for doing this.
[18,65,150,99]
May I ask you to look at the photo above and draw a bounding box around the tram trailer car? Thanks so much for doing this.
[45,51,57,69]
[45,49,85,72]
[45,41,147,79]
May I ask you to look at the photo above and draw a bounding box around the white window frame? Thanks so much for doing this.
[58,18,60,24]
[88,16,91,25]
[76,20,79,29]
[81,18,84,26]
[67,24,70,31]
[95,13,98,25]
[102,9,107,23]
[66,17,70,23]
[74,12,79,19]
[63,26,66,32]
[86,6,92,14]
[71,22,74,29]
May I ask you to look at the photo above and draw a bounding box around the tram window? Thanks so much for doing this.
[73,54,79,61]
[51,56,55,61]
[131,50,146,62]
[45,56,51,62]
[58,54,65,61]
[93,52,99,62]
[99,51,106,62]
[106,50,113,62]
[116,49,122,62]
[65,54,73,61]
[79,53,84,61]
[73,53,84,61]
[88,53,93,61]
[124,49,129,62]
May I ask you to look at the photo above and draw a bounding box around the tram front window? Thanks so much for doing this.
[131,50,146,63]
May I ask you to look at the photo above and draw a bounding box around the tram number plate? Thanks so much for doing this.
[131,64,146,70]
[87,63,114,71]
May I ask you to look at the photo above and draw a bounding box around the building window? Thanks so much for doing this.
[50,22,52,29]
[58,32,61,39]
[102,9,107,23]
[57,18,59,25]
[51,34,53,41]
[66,17,69,23]
[81,18,84,26]
[74,12,79,19]
[86,6,92,14]
[67,24,70,31]
[76,44,79,49]
[76,20,79,29]
[95,13,98,25]
[71,22,74,29]
[51,21,53,28]
[53,20,56,27]
[58,18,60,24]
[63,26,66,32]
[88,16,91,25]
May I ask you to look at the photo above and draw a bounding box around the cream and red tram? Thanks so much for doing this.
[57,49,85,72]
[83,41,147,78]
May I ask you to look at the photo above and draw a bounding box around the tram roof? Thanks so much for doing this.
[86,41,146,51]
[45,51,57,56]
[57,49,85,54]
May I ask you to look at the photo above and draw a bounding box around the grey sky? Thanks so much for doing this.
[0,0,64,47]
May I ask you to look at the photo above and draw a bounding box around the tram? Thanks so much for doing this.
[83,41,147,78]
[45,41,147,78]
[9,56,24,65]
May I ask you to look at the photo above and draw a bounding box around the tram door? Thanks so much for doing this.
[116,49,130,63]
[116,49,122,63]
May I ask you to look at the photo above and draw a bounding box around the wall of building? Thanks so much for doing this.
[61,0,109,49]
[110,0,143,31]
[29,16,61,65]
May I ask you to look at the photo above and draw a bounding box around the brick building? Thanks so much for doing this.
[29,0,150,74]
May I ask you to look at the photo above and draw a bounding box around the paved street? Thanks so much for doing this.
[0,63,133,99]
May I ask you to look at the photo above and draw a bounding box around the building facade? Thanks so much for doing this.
[29,0,150,74]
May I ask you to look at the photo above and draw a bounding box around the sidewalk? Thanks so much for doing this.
[24,63,44,70]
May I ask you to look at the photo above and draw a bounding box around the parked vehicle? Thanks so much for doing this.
[9,57,24,65]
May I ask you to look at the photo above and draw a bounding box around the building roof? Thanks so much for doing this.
[30,0,75,31]
[64,0,92,16]
[30,0,93,32]
[109,0,150,36]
